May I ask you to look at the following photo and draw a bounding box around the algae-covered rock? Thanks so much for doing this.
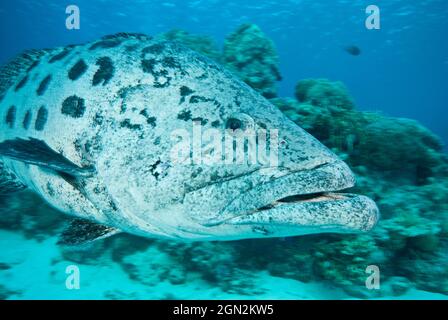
[295,78,355,110]
[156,29,222,63]
[0,191,66,241]
[120,245,188,286]
[353,117,445,183]
[224,24,281,98]
[396,249,448,295]
[275,79,446,184]
[312,235,381,296]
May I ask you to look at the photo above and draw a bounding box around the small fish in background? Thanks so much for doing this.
[343,45,361,56]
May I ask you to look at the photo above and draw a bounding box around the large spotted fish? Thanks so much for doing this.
[0,33,379,245]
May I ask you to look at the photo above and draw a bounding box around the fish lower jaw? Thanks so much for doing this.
[225,191,380,234]
[259,191,351,210]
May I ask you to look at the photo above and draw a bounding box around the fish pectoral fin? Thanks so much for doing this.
[0,138,94,177]
[58,218,121,246]
[0,160,27,194]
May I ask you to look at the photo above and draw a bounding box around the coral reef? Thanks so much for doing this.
[156,29,222,63]
[223,23,282,98]
[295,78,355,110]
[157,25,282,98]
[0,28,447,299]
[271,77,448,297]
[0,192,66,241]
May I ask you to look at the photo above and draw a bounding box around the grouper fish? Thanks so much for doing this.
[0,33,379,245]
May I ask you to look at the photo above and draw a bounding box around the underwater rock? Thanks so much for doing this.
[383,277,413,297]
[311,235,381,297]
[223,24,281,98]
[159,241,261,295]
[353,117,445,184]
[120,246,188,286]
[294,78,355,110]
[103,290,140,300]
[270,78,448,297]
[156,29,222,63]
[0,191,66,241]
[275,80,446,184]
[396,249,448,295]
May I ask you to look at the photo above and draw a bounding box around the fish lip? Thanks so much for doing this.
[202,160,357,227]
[226,193,380,233]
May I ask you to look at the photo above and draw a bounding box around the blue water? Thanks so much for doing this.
[1,0,447,146]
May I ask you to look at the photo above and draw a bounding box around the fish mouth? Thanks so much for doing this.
[203,160,380,233]
[226,192,379,234]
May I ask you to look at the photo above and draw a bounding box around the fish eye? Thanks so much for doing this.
[225,113,255,131]
[226,118,243,130]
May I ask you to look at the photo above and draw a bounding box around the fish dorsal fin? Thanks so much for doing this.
[100,32,151,41]
[58,218,121,246]
[0,49,48,99]
[0,138,94,177]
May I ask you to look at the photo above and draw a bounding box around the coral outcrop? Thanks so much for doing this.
[223,23,281,98]
[156,29,222,63]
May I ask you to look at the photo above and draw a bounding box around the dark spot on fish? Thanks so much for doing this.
[196,73,208,80]
[61,95,86,118]
[49,49,71,63]
[109,200,119,212]
[177,109,192,121]
[89,39,122,51]
[92,57,114,86]
[179,86,194,104]
[154,79,171,88]
[141,58,172,88]
[344,45,361,56]
[149,159,162,180]
[191,167,203,179]
[93,186,104,194]
[6,106,16,128]
[68,59,88,80]
[36,75,52,96]
[190,95,212,103]
[162,57,180,69]
[234,96,242,107]
[139,109,149,117]
[210,171,220,182]
[120,119,142,130]
[258,122,267,129]
[125,44,139,53]
[15,75,28,91]
[192,117,208,125]
[146,117,157,127]
[27,60,40,72]
[93,113,104,126]
[23,110,32,129]
[180,86,194,97]
[154,137,161,145]
[142,43,165,56]
[211,120,221,128]
[35,106,48,131]
[139,109,157,127]
[141,58,157,74]
[47,182,56,197]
